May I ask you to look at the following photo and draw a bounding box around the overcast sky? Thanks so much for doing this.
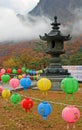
[0,0,40,14]
[0,0,51,42]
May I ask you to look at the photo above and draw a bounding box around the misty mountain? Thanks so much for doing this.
[29,0,82,23]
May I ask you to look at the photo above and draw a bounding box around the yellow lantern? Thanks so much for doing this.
[18,75,22,80]
[37,78,51,95]
[2,89,11,101]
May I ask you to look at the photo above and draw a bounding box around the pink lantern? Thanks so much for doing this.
[36,71,38,75]
[0,69,6,74]
[9,78,20,89]
[0,86,4,93]
[62,105,80,129]
[22,74,26,78]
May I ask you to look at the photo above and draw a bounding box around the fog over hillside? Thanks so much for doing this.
[0,8,51,42]
[0,0,82,42]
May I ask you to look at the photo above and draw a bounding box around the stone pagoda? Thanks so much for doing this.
[39,16,71,90]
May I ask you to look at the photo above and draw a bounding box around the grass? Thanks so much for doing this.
[0,88,81,130]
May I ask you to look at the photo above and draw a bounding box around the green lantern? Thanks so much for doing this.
[12,69,17,74]
[21,67,26,73]
[10,93,21,106]
[1,74,10,83]
[39,70,43,74]
[33,75,37,80]
[60,76,79,99]
[38,70,41,74]
[26,69,30,74]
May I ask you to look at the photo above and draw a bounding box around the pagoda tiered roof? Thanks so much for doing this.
[40,16,71,41]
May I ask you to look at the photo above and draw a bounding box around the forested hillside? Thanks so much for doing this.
[0,37,82,69]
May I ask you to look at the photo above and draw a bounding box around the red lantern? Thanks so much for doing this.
[30,76,33,80]
[17,69,22,74]
[0,86,4,93]
[0,72,3,81]
[21,98,34,112]
[7,68,12,74]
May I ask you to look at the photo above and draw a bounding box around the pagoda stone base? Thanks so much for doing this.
[32,75,67,91]
[41,64,69,90]
[32,64,69,91]
[45,76,65,91]
[42,63,69,76]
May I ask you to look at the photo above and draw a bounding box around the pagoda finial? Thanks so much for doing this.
[54,16,57,23]
[51,16,60,30]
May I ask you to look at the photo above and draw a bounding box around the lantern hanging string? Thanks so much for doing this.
[20,94,82,108]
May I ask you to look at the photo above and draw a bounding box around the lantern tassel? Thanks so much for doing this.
[25,108,30,112]
[43,116,47,120]
[73,123,76,129]
[66,94,68,100]
[42,91,44,95]
[45,91,48,95]
[67,123,70,129]
[71,93,74,100]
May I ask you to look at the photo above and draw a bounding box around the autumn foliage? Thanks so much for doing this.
[0,41,50,69]
[0,37,82,69]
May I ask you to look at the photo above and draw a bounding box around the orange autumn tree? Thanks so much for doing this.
[2,47,50,70]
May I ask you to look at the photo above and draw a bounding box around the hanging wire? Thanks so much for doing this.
[21,94,82,108]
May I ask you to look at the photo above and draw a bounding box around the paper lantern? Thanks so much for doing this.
[38,101,52,120]
[0,72,3,81]
[39,70,43,74]
[32,71,36,75]
[18,75,22,80]
[60,76,79,99]
[29,70,33,75]
[21,67,26,73]
[10,93,21,106]
[20,78,32,90]
[0,86,4,93]
[22,74,26,78]
[7,68,12,74]
[1,74,10,83]
[38,70,41,74]
[21,98,34,112]
[17,69,22,74]
[26,69,30,74]
[33,75,37,80]
[30,76,33,80]
[62,105,80,129]
[36,71,38,75]
[9,78,20,89]
[0,68,6,74]
[12,69,17,74]
[37,78,51,95]
[27,75,30,78]
[2,89,11,101]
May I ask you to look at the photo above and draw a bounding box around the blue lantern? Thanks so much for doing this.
[33,71,36,75]
[27,75,30,78]
[38,101,52,120]
[20,78,32,90]
[29,70,33,75]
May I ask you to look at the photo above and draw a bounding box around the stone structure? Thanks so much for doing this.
[39,16,71,90]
